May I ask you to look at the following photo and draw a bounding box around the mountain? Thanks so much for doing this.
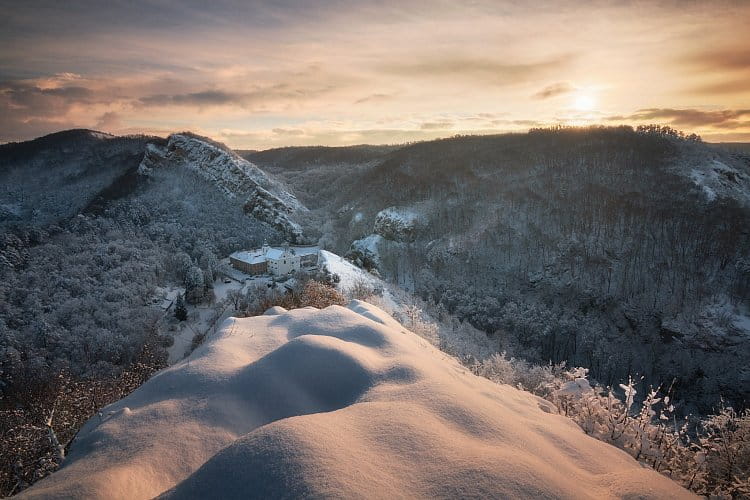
[18,301,691,499]
[244,127,750,412]
[0,131,294,417]
[0,129,304,242]
[0,130,158,227]
[140,133,307,243]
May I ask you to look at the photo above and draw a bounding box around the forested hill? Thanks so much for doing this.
[0,130,162,226]
[245,127,750,413]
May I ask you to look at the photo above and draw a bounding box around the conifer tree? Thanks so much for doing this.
[175,293,187,321]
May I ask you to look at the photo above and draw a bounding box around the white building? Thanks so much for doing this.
[229,244,319,276]
[265,246,300,276]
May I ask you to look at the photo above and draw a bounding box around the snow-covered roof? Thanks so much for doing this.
[231,246,318,264]
[291,246,319,257]
[230,250,267,265]
[265,248,284,260]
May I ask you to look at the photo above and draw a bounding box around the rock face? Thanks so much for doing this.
[243,186,303,242]
[373,206,424,242]
[683,154,750,205]
[20,301,692,500]
[346,233,385,270]
[139,133,305,242]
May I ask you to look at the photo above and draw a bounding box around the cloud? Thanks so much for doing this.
[1,81,93,109]
[140,90,242,106]
[420,120,454,130]
[138,82,338,111]
[532,82,575,100]
[95,111,123,131]
[689,78,750,96]
[380,55,573,85]
[271,127,305,136]
[0,79,101,141]
[610,108,750,128]
[354,93,392,104]
[682,48,750,72]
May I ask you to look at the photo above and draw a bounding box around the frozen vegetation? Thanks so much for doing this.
[140,133,306,242]
[248,126,750,413]
[2,126,749,497]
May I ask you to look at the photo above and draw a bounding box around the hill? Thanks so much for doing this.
[0,130,159,227]
[716,142,750,154]
[245,127,750,412]
[19,301,691,499]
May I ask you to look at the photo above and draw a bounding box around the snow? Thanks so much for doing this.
[264,247,284,260]
[377,206,423,225]
[0,202,22,216]
[167,134,304,212]
[689,169,718,202]
[374,205,425,242]
[229,249,267,265]
[20,301,691,499]
[291,245,319,257]
[351,233,383,260]
[320,249,379,291]
[138,134,307,242]
[734,310,750,335]
[685,156,750,205]
[87,131,115,140]
[231,246,320,267]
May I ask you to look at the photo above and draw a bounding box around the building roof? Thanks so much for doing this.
[231,246,319,265]
[230,250,267,265]
[292,246,319,257]
[265,248,285,260]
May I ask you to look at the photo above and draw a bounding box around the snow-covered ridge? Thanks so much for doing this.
[21,301,690,499]
[678,146,750,205]
[139,134,305,241]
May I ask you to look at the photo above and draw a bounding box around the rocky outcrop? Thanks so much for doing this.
[346,234,385,270]
[139,133,306,242]
[243,187,303,243]
[373,206,424,242]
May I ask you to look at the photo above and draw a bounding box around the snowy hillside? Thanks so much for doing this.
[140,133,306,242]
[247,129,750,412]
[20,301,690,499]
[0,129,154,227]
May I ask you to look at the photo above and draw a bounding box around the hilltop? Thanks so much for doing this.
[19,301,691,499]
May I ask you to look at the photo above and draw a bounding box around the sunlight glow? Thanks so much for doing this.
[573,93,596,112]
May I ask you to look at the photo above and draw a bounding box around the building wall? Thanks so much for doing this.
[300,252,318,267]
[268,254,301,276]
[229,257,267,275]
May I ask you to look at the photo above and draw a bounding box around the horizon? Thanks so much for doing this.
[1,1,749,149]
[3,124,745,152]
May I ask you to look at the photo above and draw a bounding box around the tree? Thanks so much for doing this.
[174,294,187,321]
[185,266,205,304]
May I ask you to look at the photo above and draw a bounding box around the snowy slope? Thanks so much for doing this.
[677,144,750,205]
[0,129,152,227]
[21,301,691,499]
[320,249,381,291]
[139,133,305,241]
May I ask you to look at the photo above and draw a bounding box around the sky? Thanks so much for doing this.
[1,0,749,148]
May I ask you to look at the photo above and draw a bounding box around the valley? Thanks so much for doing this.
[1,127,749,497]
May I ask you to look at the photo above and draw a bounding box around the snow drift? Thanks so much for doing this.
[20,301,691,499]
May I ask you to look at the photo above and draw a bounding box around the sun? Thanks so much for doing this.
[573,93,596,112]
